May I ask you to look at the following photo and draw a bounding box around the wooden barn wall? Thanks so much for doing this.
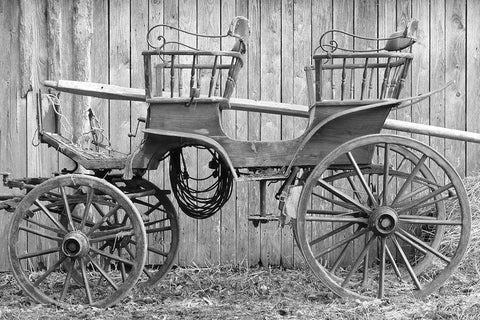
[0,0,479,271]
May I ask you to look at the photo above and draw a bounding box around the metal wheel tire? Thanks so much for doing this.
[8,174,147,307]
[108,176,180,287]
[295,134,470,300]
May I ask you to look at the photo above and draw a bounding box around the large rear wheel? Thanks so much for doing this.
[295,134,470,299]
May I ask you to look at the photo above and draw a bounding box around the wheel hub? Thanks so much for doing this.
[62,231,90,258]
[369,206,398,236]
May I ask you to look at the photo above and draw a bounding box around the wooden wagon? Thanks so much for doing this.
[0,16,474,306]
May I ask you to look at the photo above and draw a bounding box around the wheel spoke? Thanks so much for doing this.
[60,186,76,231]
[19,247,61,260]
[22,217,66,235]
[306,216,368,224]
[392,155,428,206]
[347,152,378,206]
[146,225,172,234]
[315,227,368,259]
[317,179,372,214]
[341,234,375,288]
[382,143,390,205]
[144,217,169,227]
[310,222,354,246]
[397,183,453,214]
[396,229,451,263]
[90,247,134,266]
[86,204,121,235]
[392,236,422,290]
[32,255,67,287]
[393,185,431,205]
[312,192,358,210]
[80,187,94,231]
[398,216,462,226]
[117,248,127,282]
[86,255,118,290]
[60,259,74,301]
[79,257,93,305]
[19,226,63,241]
[132,199,166,216]
[34,200,69,234]
[385,243,402,278]
[378,237,386,298]
[346,176,364,203]
[396,194,453,213]
[330,243,350,273]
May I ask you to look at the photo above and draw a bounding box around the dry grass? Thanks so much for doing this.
[1,175,480,319]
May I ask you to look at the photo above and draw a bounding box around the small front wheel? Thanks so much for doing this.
[295,134,470,300]
[8,174,147,308]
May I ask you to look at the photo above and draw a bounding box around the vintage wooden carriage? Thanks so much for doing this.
[0,16,473,306]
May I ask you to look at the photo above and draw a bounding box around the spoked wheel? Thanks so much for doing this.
[295,134,470,300]
[107,176,179,287]
[8,174,147,307]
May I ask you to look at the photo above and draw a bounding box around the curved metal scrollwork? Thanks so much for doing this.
[146,23,242,50]
[315,20,418,54]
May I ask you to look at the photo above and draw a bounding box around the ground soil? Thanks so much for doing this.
[0,264,479,320]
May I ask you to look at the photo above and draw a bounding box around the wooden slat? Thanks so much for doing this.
[196,0,221,267]
[445,0,466,177]
[0,0,24,271]
[247,0,261,267]
[109,1,131,154]
[260,0,282,267]
[177,0,197,267]
[466,0,480,174]
[280,0,295,269]
[235,0,250,268]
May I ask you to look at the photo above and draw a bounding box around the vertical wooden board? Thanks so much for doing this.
[395,0,412,131]
[280,0,294,268]
[24,0,59,270]
[411,0,430,145]
[429,0,446,176]
[109,0,131,154]
[219,1,237,265]
[197,0,221,266]
[466,0,480,174]
[90,0,109,124]
[260,0,282,266]
[57,0,76,171]
[130,0,148,149]
[378,0,397,131]
[0,0,23,271]
[331,0,354,267]
[445,0,466,176]
[234,0,250,267]
[247,0,261,267]
[354,0,378,267]
[305,0,331,269]
[177,0,198,266]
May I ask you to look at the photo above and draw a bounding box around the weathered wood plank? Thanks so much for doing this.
[280,0,295,268]
[177,0,197,267]
[234,0,250,267]
[109,0,131,154]
[197,0,221,266]
[260,0,282,267]
[466,0,480,174]
[0,0,24,271]
[445,0,466,176]
[247,0,261,267]
[411,0,430,146]
[219,0,237,265]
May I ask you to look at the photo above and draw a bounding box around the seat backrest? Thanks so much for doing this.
[144,16,249,102]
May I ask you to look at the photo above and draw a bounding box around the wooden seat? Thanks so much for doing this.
[40,132,126,170]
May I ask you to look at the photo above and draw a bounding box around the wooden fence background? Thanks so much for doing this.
[0,0,479,271]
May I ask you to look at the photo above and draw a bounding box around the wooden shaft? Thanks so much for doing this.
[383,119,480,144]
